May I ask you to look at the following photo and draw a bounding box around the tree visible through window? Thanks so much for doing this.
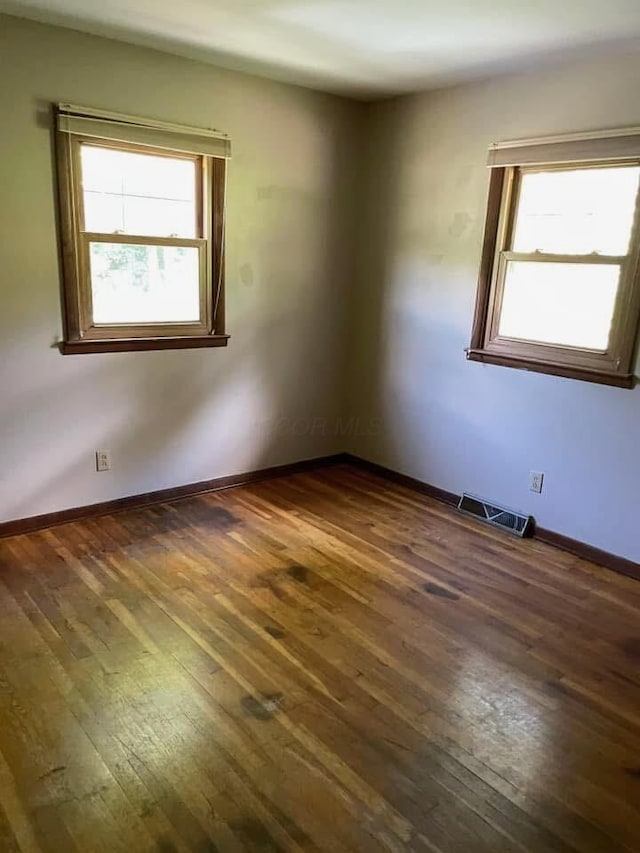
[89,241,200,325]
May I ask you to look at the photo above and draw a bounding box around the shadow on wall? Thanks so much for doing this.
[343,100,399,460]
[0,336,269,521]
[346,94,550,487]
[346,97,487,471]
[343,74,640,562]
[0,100,360,523]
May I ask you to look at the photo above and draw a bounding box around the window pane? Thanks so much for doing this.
[89,242,201,324]
[498,261,620,350]
[512,166,640,255]
[81,145,197,238]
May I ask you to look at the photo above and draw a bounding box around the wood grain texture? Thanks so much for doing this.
[0,463,639,852]
[59,335,230,355]
[469,166,505,351]
[0,454,349,539]
[465,349,635,389]
[343,455,640,581]
[533,526,640,582]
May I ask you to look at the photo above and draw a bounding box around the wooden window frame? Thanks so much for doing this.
[467,160,640,388]
[56,126,228,354]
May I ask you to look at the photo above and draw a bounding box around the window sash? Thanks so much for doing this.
[75,138,206,241]
[488,255,623,354]
[79,233,210,339]
[59,131,222,340]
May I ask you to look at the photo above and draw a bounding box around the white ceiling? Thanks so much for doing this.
[2,0,640,98]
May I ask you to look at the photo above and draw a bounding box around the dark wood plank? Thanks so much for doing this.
[0,454,349,539]
[0,463,638,851]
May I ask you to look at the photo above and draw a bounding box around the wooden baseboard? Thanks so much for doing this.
[341,453,459,507]
[532,527,639,582]
[0,453,350,539]
[2,450,638,582]
[343,453,640,582]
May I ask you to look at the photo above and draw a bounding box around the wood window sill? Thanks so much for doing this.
[466,348,635,389]
[60,335,230,354]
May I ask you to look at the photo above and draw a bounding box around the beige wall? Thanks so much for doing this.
[349,45,640,562]
[0,14,363,522]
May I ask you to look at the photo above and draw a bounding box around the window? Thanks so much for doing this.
[468,128,640,387]
[55,104,230,353]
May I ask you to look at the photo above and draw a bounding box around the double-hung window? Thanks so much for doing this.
[55,104,230,353]
[468,128,640,387]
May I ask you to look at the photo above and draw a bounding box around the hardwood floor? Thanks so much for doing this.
[0,463,638,852]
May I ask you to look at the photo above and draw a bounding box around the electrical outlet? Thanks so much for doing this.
[529,471,544,494]
[96,451,111,472]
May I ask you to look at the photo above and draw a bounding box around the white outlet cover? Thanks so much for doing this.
[529,471,544,493]
[96,451,111,472]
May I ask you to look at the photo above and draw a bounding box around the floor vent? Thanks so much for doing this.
[458,493,533,538]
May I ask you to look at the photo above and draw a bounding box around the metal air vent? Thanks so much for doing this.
[458,493,533,538]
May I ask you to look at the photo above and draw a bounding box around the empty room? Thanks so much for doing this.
[1,1,640,850]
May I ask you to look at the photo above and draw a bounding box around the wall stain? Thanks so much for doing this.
[455,165,474,188]
[239,262,254,287]
[256,186,276,200]
[448,211,472,239]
